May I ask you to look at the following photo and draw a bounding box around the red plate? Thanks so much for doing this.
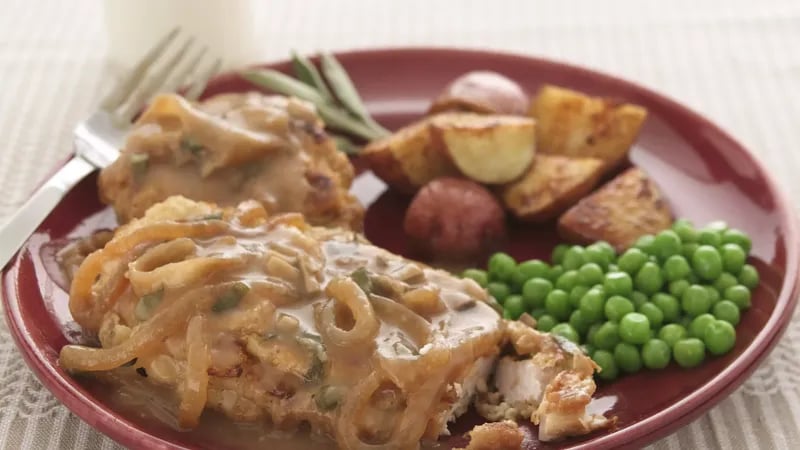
[2,48,798,450]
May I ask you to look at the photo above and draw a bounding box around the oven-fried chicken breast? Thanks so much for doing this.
[99,92,363,229]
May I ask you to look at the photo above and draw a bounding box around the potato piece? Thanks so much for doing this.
[557,167,672,251]
[430,113,536,184]
[531,85,647,170]
[500,154,605,222]
[428,71,529,116]
[404,177,506,260]
[361,118,458,193]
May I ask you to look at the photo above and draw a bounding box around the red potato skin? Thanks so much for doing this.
[404,177,507,260]
[428,71,529,116]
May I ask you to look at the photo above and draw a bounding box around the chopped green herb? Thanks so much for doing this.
[197,213,223,221]
[130,152,149,178]
[350,267,372,294]
[134,289,163,321]
[180,137,204,156]
[314,385,343,411]
[212,282,250,312]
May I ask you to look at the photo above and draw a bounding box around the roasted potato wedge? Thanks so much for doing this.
[500,154,605,222]
[558,167,672,251]
[531,85,647,170]
[361,118,458,193]
[428,71,529,116]
[430,113,536,184]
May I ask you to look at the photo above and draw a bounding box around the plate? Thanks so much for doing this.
[2,47,798,450]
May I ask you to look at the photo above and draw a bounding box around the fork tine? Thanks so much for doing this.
[160,46,208,95]
[184,58,223,101]
[101,27,180,110]
[114,37,196,123]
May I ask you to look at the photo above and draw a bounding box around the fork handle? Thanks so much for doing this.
[0,156,95,269]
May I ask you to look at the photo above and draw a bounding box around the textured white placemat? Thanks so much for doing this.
[1,0,799,448]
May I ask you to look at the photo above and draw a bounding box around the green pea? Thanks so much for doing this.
[638,302,664,329]
[679,316,693,329]
[630,291,649,309]
[682,242,700,260]
[504,294,525,319]
[502,309,513,319]
[551,323,580,343]
[652,293,681,322]
[614,342,643,373]
[592,322,620,350]
[654,230,682,260]
[569,309,591,335]
[487,282,511,304]
[522,278,552,310]
[724,285,751,310]
[586,323,602,345]
[698,229,722,247]
[688,313,716,338]
[579,288,606,323]
[569,285,590,309]
[592,350,618,381]
[556,270,580,291]
[669,279,690,297]
[536,314,558,332]
[582,344,596,356]
[692,245,723,281]
[682,284,712,317]
[642,338,672,369]
[658,323,688,348]
[584,244,611,270]
[563,246,587,271]
[608,264,620,272]
[635,262,664,295]
[488,252,516,282]
[672,219,698,243]
[713,273,739,292]
[462,269,489,287]
[713,300,741,326]
[605,295,635,322]
[578,263,604,286]
[703,320,736,355]
[551,244,570,265]
[722,228,752,254]
[662,255,691,282]
[619,312,651,344]
[516,259,551,281]
[738,264,760,290]
[673,338,706,368]
[545,289,571,320]
[720,243,746,274]
[618,248,648,275]
[604,272,633,297]
[548,265,565,282]
[530,308,547,319]
[704,285,720,305]
[634,235,657,256]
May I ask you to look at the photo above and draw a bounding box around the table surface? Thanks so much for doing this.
[1,0,799,449]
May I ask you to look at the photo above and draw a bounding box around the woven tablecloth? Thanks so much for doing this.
[1,0,799,448]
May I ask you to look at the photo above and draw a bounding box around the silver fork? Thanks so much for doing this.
[0,28,222,269]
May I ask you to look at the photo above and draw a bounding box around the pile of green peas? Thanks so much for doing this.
[461,219,759,381]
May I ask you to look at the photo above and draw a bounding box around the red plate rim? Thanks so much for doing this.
[2,46,799,450]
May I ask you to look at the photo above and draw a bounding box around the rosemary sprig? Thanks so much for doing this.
[240,51,390,153]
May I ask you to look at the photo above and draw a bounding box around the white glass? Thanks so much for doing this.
[103,0,265,71]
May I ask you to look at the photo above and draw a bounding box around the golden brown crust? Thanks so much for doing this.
[361,118,458,193]
[531,85,647,171]
[456,421,524,450]
[557,167,672,251]
[500,154,605,222]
